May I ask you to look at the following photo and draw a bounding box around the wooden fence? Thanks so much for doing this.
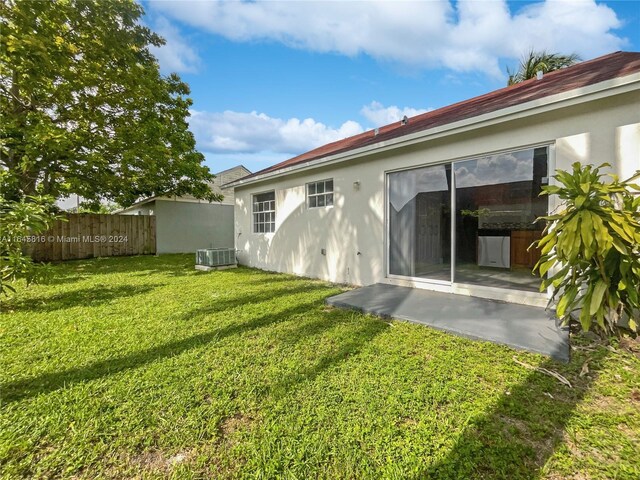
[26,213,156,262]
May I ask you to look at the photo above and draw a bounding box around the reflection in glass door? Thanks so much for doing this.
[453,147,548,291]
[387,146,549,293]
[388,164,451,281]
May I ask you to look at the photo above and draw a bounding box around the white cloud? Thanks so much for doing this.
[149,17,200,74]
[188,109,364,155]
[508,1,624,57]
[189,101,433,157]
[455,150,534,188]
[361,101,432,127]
[149,0,627,77]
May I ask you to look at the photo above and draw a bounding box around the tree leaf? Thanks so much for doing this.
[580,212,594,256]
[608,219,632,243]
[539,259,557,277]
[579,295,592,332]
[612,237,628,255]
[557,285,578,317]
[543,185,562,195]
[537,232,556,249]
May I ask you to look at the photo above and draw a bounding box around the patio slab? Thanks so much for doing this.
[326,283,570,362]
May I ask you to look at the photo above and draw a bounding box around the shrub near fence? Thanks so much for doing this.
[24,214,156,262]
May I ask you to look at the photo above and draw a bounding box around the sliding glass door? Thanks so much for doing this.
[387,146,548,293]
[388,164,451,281]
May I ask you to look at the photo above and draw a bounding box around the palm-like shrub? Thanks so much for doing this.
[535,163,640,335]
[508,50,580,85]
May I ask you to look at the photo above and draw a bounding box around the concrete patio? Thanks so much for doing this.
[326,283,570,362]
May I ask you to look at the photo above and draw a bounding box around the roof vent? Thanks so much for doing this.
[536,70,544,80]
[374,127,379,136]
[401,115,408,125]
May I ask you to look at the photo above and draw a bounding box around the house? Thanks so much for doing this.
[120,165,251,254]
[227,51,640,307]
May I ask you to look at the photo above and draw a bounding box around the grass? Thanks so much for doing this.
[0,254,638,479]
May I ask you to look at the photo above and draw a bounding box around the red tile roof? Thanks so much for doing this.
[241,51,640,182]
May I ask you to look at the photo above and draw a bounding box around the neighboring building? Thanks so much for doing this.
[56,194,83,211]
[228,51,640,307]
[120,165,251,254]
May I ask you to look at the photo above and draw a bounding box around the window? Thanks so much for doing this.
[253,191,275,233]
[307,179,334,208]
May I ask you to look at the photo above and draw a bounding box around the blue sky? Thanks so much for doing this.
[142,0,640,175]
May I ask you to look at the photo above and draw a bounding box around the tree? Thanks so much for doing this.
[534,163,640,336]
[507,50,580,86]
[0,190,59,296]
[0,0,221,208]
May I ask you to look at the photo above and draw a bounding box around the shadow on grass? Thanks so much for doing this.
[44,254,199,279]
[266,313,389,398]
[39,255,316,287]
[0,296,326,404]
[182,283,335,321]
[2,284,165,313]
[419,344,609,479]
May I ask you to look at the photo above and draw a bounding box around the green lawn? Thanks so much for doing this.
[1,255,638,479]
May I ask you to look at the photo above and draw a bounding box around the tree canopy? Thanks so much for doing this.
[507,50,581,86]
[0,0,220,208]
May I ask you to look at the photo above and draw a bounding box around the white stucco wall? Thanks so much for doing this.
[155,200,234,254]
[234,90,640,290]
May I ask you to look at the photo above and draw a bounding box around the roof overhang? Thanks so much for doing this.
[115,197,158,214]
[228,72,640,189]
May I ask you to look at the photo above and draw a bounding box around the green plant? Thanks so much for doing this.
[74,202,122,214]
[460,208,491,218]
[1,0,221,207]
[507,50,580,85]
[0,194,59,295]
[534,162,640,335]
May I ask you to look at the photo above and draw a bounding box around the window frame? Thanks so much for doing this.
[306,178,334,209]
[252,190,276,234]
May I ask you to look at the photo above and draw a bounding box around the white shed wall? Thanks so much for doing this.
[155,200,234,254]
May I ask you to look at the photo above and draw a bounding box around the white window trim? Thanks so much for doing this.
[306,178,334,209]
[252,190,276,234]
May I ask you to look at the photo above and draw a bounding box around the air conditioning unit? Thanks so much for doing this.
[195,248,237,270]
